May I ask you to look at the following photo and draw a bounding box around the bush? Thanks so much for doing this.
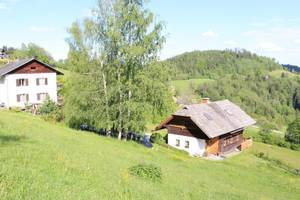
[285,117,300,144]
[38,98,57,115]
[128,164,162,182]
[290,144,300,151]
[150,133,164,144]
[38,98,63,122]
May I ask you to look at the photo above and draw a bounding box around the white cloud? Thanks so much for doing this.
[201,30,218,38]
[29,26,57,33]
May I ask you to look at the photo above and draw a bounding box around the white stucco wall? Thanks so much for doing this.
[0,76,7,106]
[168,133,206,156]
[0,73,57,108]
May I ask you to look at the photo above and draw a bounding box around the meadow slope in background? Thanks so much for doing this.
[0,111,300,200]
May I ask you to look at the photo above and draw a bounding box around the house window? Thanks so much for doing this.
[16,79,28,87]
[36,78,48,86]
[17,94,29,103]
[37,93,49,101]
[175,139,180,147]
[30,66,37,71]
[185,141,190,148]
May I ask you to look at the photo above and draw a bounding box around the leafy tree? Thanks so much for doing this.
[7,43,54,64]
[285,117,300,144]
[64,0,175,138]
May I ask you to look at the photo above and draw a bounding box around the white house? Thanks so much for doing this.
[0,58,63,108]
[155,99,256,157]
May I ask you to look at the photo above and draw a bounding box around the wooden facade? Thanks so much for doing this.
[9,60,59,74]
[166,116,209,140]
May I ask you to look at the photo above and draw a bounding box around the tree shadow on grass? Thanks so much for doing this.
[0,135,27,145]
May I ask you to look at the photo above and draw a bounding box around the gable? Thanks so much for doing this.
[165,116,209,139]
[0,58,63,77]
[9,60,55,74]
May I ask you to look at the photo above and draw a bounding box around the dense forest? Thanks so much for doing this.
[164,49,300,129]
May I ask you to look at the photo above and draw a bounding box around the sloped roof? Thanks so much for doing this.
[157,100,256,138]
[0,58,63,77]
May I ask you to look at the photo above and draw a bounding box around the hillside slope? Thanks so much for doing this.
[165,50,300,129]
[0,111,300,199]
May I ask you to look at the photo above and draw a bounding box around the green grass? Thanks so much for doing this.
[171,78,214,96]
[269,69,299,78]
[0,111,300,200]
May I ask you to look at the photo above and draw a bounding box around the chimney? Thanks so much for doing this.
[201,97,210,104]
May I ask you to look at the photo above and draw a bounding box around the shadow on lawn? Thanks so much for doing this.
[0,135,27,145]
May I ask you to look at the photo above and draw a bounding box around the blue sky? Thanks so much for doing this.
[1,0,300,65]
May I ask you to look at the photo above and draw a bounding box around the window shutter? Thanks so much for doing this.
[26,94,29,102]
[45,78,48,85]
[17,95,20,102]
[16,79,19,86]
[37,93,40,101]
[36,78,40,86]
[25,79,29,86]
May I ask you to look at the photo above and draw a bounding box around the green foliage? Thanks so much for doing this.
[150,132,164,144]
[38,98,63,122]
[128,164,162,182]
[64,0,175,134]
[6,43,54,64]
[285,117,300,144]
[38,98,57,115]
[165,49,300,129]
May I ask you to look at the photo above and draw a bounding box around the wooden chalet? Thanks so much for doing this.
[155,98,256,156]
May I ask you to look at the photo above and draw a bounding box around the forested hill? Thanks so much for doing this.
[165,49,282,80]
[283,64,300,73]
[164,50,300,129]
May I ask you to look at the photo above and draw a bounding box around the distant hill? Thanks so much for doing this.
[282,64,300,73]
[164,49,282,80]
[164,50,300,129]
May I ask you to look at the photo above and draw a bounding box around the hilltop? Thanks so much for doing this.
[0,110,300,199]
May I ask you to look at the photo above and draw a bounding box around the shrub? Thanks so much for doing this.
[38,98,63,122]
[150,133,164,144]
[290,144,300,151]
[128,164,162,182]
[38,98,57,115]
[285,117,300,144]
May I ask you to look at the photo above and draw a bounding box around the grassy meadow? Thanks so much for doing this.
[0,110,300,199]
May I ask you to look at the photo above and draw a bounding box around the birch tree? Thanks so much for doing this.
[64,0,175,138]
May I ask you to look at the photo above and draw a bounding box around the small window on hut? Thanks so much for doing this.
[30,66,37,71]
[175,139,180,147]
[185,141,190,148]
